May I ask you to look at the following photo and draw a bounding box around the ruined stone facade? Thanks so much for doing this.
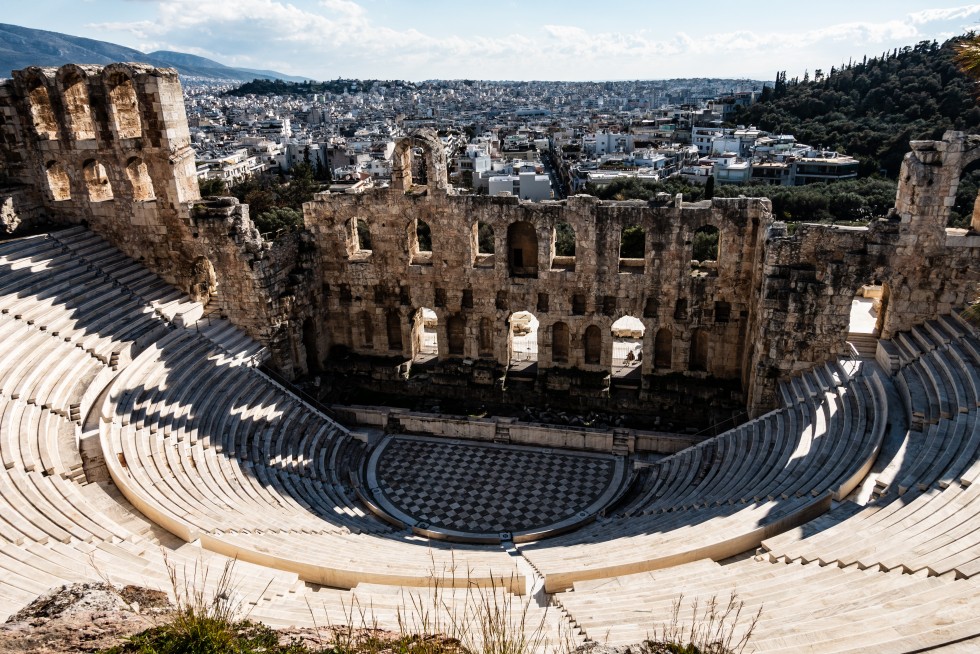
[1,63,978,419]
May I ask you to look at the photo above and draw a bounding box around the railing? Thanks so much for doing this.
[258,363,346,424]
[692,409,749,439]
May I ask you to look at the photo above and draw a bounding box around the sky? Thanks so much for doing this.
[6,1,980,81]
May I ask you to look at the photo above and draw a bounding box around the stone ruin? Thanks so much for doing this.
[0,63,978,421]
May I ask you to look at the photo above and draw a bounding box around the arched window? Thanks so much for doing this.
[654,328,672,369]
[551,221,576,271]
[415,308,438,358]
[61,70,95,141]
[690,328,709,372]
[347,218,372,257]
[447,315,466,356]
[473,221,495,267]
[82,159,113,202]
[106,72,142,139]
[583,325,601,365]
[125,157,155,201]
[26,80,59,140]
[508,311,538,366]
[693,225,720,263]
[552,322,570,363]
[410,219,432,264]
[619,224,645,273]
[507,221,538,277]
[360,311,374,348]
[611,316,644,376]
[386,310,403,351]
[45,161,71,201]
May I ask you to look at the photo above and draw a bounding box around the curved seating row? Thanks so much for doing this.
[762,316,980,582]
[554,556,980,652]
[520,359,887,592]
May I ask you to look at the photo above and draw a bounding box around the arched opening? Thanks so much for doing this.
[26,80,59,140]
[847,280,888,358]
[654,327,672,369]
[106,72,142,139]
[302,318,321,373]
[125,157,155,201]
[82,159,113,202]
[551,221,576,271]
[410,219,432,264]
[359,311,374,349]
[583,325,602,365]
[61,71,95,141]
[412,147,428,186]
[692,225,720,267]
[347,218,372,258]
[690,328,709,372]
[508,311,539,377]
[447,315,466,356]
[479,317,493,357]
[413,307,438,361]
[473,221,495,267]
[386,310,403,352]
[552,322,570,363]
[45,161,71,201]
[507,221,538,278]
[619,224,645,273]
[611,316,644,382]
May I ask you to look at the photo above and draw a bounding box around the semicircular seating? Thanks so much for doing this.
[4,225,980,653]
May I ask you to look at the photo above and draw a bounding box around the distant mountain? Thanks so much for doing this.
[0,23,308,82]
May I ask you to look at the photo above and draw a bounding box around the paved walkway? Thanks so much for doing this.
[365,435,625,542]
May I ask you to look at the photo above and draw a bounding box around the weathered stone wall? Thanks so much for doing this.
[0,64,294,364]
[1,64,977,421]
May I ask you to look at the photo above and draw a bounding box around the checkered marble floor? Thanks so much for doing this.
[367,435,622,539]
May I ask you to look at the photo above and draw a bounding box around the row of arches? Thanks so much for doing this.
[345,217,720,276]
[341,308,714,374]
[24,67,143,143]
[45,157,155,203]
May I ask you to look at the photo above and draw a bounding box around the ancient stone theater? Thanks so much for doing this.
[0,63,979,652]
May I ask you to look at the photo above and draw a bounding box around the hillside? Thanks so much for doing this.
[734,36,980,177]
[0,23,306,82]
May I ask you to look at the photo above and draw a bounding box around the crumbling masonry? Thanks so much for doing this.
[1,64,978,419]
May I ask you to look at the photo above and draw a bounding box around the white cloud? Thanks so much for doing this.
[85,1,980,80]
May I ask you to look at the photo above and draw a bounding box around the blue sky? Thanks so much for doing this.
[7,1,980,80]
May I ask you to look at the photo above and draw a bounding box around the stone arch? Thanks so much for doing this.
[552,321,570,363]
[125,157,155,201]
[24,75,59,140]
[390,129,448,192]
[82,159,113,202]
[619,223,645,273]
[413,307,438,358]
[58,67,96,141]
[386,309,403,352]
[446,315,466,356]
[507,221,538,277]
[654,327,672,369]
[359,310,374,349]
[551,221,576,271]
[693,224,720,264]
[508,311,538,366]
[105,69,142,139]
[611,315,644,375]
[690,328,709,372]
[583,325,602,365]
[45,161,71,201]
